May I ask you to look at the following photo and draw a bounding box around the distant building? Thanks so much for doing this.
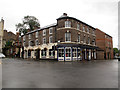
[2,30,17,56]
[96,28,113,59]
[0,18,4,53]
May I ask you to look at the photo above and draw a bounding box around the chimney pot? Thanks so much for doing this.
[63,13,67,16]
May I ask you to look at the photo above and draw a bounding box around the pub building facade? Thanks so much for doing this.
[21,13,97,61]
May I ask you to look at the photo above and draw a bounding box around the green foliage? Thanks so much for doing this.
[113,48,119,53]
[4,41,13,50]
[16,15,40,35]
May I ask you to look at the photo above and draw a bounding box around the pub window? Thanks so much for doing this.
[49,49,55,56]
[65,48,71,57]
[58,48,64,57]
[65,21,71,28]
[65,32,71,42]
[72,48,77,57]
[41,49,46,56]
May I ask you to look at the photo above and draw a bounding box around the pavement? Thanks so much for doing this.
[0,58,118,88]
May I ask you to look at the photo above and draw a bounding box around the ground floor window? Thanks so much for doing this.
[49,49,55,56]
[65,47,71,57]
[78,48,82,59]
[28,50,31,56]
[41,49,46,56]
[58,48,64,57]
[72,48,77,57]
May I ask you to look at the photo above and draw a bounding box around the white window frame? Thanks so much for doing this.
[92,29,95,35]
[29,41,31,46]
[87,28,89,33]
[29,34,31,39]
[43,30,46,36]
[65,21,71,28]
[77,24,80,30]
[36,31,39,38]
[43,37,46,44]
[88,38,90,44]
[35,39,39,46]
[49,28,53,34]
[84,36,86,44]
[78,34,80,42]
[65,32,71,42]
[83,26,85,32]
[23,41,25,47]
[49,36,53,43]
[23,36,25,41]
[58,48,64,57]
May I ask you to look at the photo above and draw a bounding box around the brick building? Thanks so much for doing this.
[21,13,98,61]
[96,28,113,59]
[2,30,17,57]
[3,30,16,48]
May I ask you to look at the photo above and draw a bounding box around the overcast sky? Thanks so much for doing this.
[0,0,118,48]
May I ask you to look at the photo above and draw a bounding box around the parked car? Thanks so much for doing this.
[118,56,120,61]
[0,53,5,58]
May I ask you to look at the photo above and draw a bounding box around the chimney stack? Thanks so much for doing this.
[63,13,67,16]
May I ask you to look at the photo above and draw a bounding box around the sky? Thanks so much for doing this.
[0,0,118,48]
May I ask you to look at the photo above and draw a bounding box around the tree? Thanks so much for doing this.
[16,15,40,35]
[113,48,119,57]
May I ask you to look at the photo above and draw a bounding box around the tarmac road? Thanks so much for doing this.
[1,58,118,88]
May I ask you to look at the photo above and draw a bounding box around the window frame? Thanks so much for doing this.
[49,28,53,34]
[43,29,46,36]
[65,32,71,42]
[65,21,71,28]
[49,36,53,43]
[29,34,31,39]
[36,31,39,38]
[77,24,80,30]
[43,37,46,44]
[35,39,39,46]
[78,34,81,42]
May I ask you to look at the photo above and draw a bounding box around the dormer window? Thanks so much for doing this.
[65,21,71,28]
